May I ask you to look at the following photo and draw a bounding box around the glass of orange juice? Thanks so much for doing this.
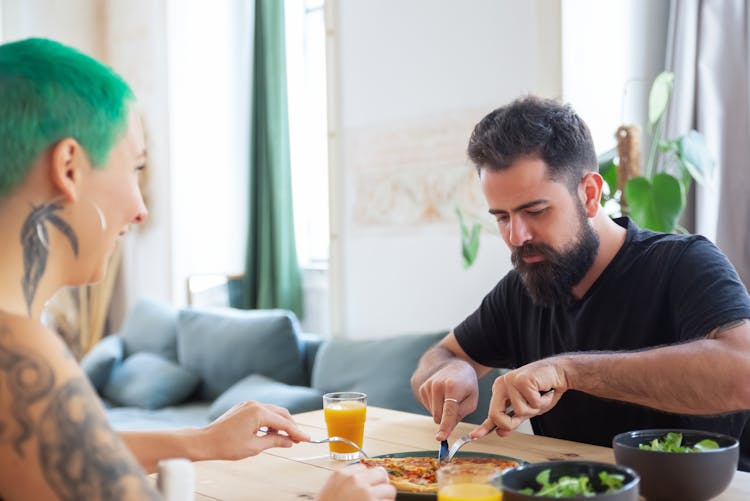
[437,464,502,501]
[322,391,367,460]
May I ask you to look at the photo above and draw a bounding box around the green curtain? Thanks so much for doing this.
[240,0,303,318]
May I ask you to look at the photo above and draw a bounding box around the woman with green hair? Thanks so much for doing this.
[0,38,394,501]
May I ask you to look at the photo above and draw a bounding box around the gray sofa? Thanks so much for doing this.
[82,298,498,431]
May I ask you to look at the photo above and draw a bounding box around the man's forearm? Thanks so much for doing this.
[563,333,750,415]
[411,345,457,394]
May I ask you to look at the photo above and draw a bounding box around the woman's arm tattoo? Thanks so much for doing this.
[0,326,55,456]
[0,326,160,500]
[38,378,161,500]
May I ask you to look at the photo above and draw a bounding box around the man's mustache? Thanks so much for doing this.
[511,242,557,262]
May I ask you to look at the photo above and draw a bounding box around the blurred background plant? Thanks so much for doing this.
[456,207,482,269]
[598,71,715,233]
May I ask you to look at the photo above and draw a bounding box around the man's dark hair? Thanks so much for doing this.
[467,96,598,191]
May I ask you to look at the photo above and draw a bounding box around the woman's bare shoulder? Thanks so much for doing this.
[0,311,162,500]
[0,311,71,357]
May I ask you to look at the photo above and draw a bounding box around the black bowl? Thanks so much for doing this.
[501,461,639,500]
[613,429,739,501]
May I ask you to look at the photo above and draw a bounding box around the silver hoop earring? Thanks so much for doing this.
[87,199,107,233]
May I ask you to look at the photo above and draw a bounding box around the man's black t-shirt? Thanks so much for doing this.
[455,218,750,458]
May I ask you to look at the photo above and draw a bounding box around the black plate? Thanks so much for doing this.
[366,450,526,501]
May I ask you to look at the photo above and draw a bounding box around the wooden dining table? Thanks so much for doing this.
[189,406,750,500]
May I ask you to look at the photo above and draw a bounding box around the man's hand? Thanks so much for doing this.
[472,358,567,438]
[201,401,311,459]
[411,333,492,441]
[414,359,480,441]
[316,464,396,501]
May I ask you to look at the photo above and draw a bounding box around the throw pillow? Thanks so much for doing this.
[81,334,124,393]
[103,352,200,410]
[177,308,306,400]
[311,332,446,415]
[208,374,322,421]
[119,297,179,361]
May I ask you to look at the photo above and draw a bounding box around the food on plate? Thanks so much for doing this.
[637,431,719,453]
[518,468,625,497]
[360,456,519,493]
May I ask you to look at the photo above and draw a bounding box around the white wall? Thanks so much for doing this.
[329,0,562,337]
[562,0,670,154]
[1,0,105,57]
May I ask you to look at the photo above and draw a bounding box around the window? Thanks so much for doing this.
[285,0,329,268]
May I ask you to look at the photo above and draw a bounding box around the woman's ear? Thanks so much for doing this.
[580,171,604,217]
[48,138,85,202]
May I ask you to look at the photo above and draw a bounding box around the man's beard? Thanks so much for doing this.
[510,205,599,306]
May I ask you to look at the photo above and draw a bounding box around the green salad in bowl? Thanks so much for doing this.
[613,429,738,501]
[501,461,639,500]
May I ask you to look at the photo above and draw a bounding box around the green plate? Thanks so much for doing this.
[367,450,526,501]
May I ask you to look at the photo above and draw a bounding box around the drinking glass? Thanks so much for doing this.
[437,463,502,501]
[322,391,367,460]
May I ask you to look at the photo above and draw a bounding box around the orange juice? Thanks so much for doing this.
[438,483,502,501]
[323,401,366,453]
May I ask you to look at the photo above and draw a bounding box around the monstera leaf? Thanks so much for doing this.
[624,174,684,233]
[648,72,675,133]
[677,130,715,187]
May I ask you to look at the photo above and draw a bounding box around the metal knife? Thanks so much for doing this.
[438,439,449,463]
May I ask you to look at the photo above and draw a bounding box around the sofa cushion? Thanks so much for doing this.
[177,308,307,400]
[311,332,445,415]
[119,298,178,361]
[208,374,322,421]
[107,402,212,431]
[103,352,200,410]
[81,334,123,392]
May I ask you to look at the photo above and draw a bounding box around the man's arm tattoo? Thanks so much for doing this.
[706,318,748,339]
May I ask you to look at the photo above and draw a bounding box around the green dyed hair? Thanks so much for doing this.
[0,38,135,197]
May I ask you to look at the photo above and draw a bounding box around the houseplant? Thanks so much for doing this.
[598,71,715,233]
[458,71,715,268]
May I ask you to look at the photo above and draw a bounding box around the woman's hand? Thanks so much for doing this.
[199,401,311,460]
[316,464,396,501]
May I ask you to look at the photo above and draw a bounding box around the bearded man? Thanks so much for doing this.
[411,96,750,470]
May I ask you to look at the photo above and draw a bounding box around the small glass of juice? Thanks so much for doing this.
[437,464,502,501]
[322,392,367,460]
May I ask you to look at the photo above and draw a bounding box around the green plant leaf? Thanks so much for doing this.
[598,147,618,204]
[456,208,481,269]
[598,146,617,173]
[677,130,715,186]
[601,164,618,204]
[624,174,684,232]
[648,71,675,131]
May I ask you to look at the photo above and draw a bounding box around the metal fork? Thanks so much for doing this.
[443,392,552,463]
[307,436,370,459]
[444,425,497,463]
[259,427,370,458]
